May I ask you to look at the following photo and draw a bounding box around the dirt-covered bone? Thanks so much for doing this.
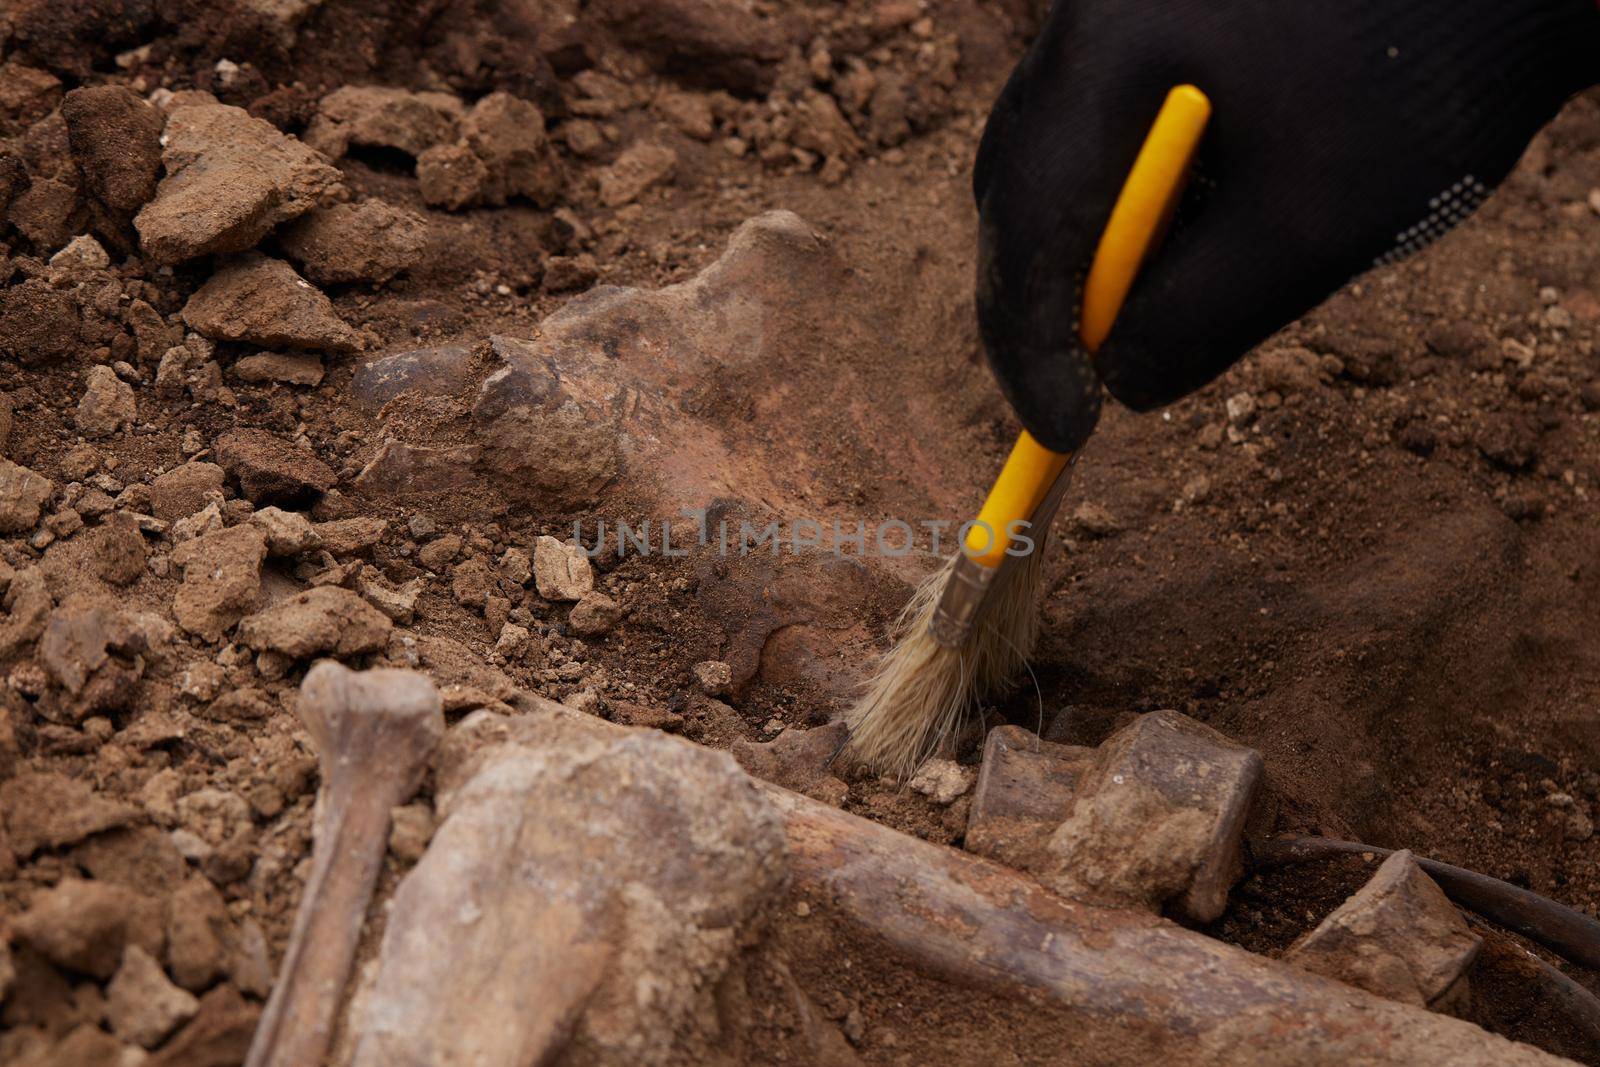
[346,703,786,1066]
[243,663,444,1067]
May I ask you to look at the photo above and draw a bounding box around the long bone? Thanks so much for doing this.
[244,662,443,1067]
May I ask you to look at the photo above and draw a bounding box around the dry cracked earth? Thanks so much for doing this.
[1,0,1599,1064]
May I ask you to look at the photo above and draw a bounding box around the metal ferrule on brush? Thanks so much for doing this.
[928,455,1077,649]
[929,553,1001,648]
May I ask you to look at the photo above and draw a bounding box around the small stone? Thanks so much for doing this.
[183,254,360,352]
[1567,810,1595,842]
[0,458,53,532]
[388,803,434,863]
[90,511,149,586]
[134,101,343,264]
[278,199,428,285]
[498,547,532,585]
[417,533,461,571]
[313,516,387,555]
[248,505,322,555]
[1043,710,1263,924]
[450,556,494,609]
[165,878,232,991]
[231,352,325,387]
[107,944,200,1048]
[356,573,424,624]
[13,877,160,979]
[0,772,137,856]
[908,758,975,805]
[204,687,275,722]
[147,461,225,522]
[493,622,531,659]
[655,89,715,140]
[414,141,489,212]
[237,585,393,658]
[305,85,463,160]
[692,660,734,698]
[730,720,850,806]
[568,591,622,636]
[533,535,593,601]
[62,85,163,218]
[598,142,677,207]
[1226,391,1257,425]
[49,233,111,271]
[1069,502,1121,539]
[169,525,268,641]
[215,427,336,505]
[75,365,137,438]
[0,278,81,367]
[543,253,600,293]
[178,661,226,701]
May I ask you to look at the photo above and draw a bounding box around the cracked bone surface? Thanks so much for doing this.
[343,707,1567,1065]
[348,702,786,1066]
[245,662,444,1067]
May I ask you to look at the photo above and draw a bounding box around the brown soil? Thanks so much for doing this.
[2,0,1599,1063]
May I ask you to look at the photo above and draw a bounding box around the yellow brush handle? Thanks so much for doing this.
[965,85,1211,568]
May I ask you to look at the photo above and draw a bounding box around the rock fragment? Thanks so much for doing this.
[589,0,796,94]
[107,944,200,1048]
[215,427,337,505]
[278,200,428,285]
[249,506,321,555]
[655,89,716,140]
[61,85,163,218]
[908,758,975,805]
[165,878,233,992]
[38,598,148,719]
[313,516,387,555]
[135,102,343,264]
[0,278,80,366]
[231,352,325,386]
[692,659,733,697]
[417,92,564,211]
[13,877,160,979]
[237,586,393,658]
[91,512,148,585]
[532,535,594,601]
[0,772,137,856]
[148,461,225,522]
[568,591,622,635]
[182,254,360,352]
[75,364,136,437]
[169,524,268,640]
[304,85,464,160]
[1284,850,1482,1012]
[598,142,678,207]
[0,458,53,531]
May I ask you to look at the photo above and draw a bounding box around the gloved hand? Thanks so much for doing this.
[974,0,1600,453]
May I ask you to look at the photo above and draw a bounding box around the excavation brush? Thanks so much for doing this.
[846,85,1213,777]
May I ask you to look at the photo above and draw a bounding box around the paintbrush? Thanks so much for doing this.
[845,85,1212,777]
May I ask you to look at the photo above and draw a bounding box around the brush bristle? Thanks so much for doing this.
[845,548,1047,778]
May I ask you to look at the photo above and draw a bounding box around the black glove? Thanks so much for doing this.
[974,0,1600,453]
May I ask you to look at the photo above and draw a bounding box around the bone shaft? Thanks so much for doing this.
[764,785,1573,1066]
[247,788,396,1067]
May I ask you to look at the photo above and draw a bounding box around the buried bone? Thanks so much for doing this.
[334,707,1564,1066]
[244,662,443,1067]
[347,703,786,1066]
